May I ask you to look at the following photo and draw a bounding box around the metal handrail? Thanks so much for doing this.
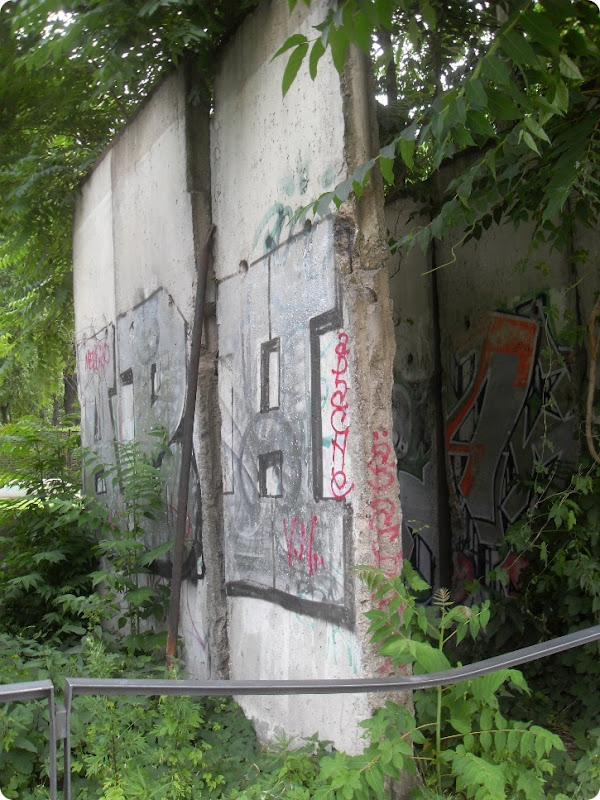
[2,624,599,800]
[0,679,58,799]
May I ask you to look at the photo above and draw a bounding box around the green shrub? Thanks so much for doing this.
[479,461,600,799]
[310,563,565,800]
[0,419,100,640]
[0,632,325,800]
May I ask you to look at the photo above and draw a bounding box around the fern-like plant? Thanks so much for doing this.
[311,561,565,800]
[86,429,173,651]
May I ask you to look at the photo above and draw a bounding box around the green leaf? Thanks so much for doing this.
[542,184,571,221]
[521,130,541,155]
[328,26,350,72]
[431,110,444,141]
[516,770,545,798]
[139,540,174,565]
[465,78,487,109]
[479,603,491,628]
[495,728,507,753]
[470,671,511,701]
[309,38,326,80]
[314,191,335,217]
[272,33,309,61]
[482,54,511,86]
[499,29,538,68]
[333,176,354,205]
[466,109,496,137]
[486,89,521,120]
[375,0,394,30]
[380,156,394,184]
[378,637,451,672]
[407,17,420,49]
[421,0,437,29]
[14,735,40,753]
[480,707,492,730]
[553,80,569,113]
[480,729,492,752]
[446,751,508,798]
[449,96,467,125]
[282,43,309,96]
[399,138,415,170]
[126,586,156,604]
[449,715,472,734]
[351,158,376,197]
[521,10,562,55]
[559,53,583,81]
[364,766,384,796]
[380,140,397,160]
[352,9,373,53]
[524,115,551,143]
[506,669,530,694]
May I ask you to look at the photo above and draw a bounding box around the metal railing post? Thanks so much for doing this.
[0,680,58,800]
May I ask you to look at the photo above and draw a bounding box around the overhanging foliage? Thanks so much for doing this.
[279,0,600,261]
[0,0,598,417]
[0,0,257,418]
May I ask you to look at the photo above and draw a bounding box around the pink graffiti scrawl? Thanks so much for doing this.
[283,515,325,576]
[85,342,110,373]
[330,331,354,499]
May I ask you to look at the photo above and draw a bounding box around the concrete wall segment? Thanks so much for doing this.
[110,70,197,322]
[218,218,354,627]
[73,65,217,679]
[229,597,370,754]
[340,45,389,274]
[333,47,409,721]
[74,0,409,754]
[210,0,346,279]
[385,200,440,597]
[73,152,116,338]
[386,182,582,598]
[211,0,406,749]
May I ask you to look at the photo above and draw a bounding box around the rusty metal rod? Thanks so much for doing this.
[166,223,215,663]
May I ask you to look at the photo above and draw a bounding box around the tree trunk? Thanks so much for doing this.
[63,369,78,420]
[378,29,398,106]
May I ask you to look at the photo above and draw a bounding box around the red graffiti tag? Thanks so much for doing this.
[330,332,354,500]
[368,430,401,580]
[283,515,325,576]
[85,342,110,373]
[367,430,402,676]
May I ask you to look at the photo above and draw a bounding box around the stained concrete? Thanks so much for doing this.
[210,0,405,751]
[73,0,596,766]
[386,172,581,596]
[74,69,217,680]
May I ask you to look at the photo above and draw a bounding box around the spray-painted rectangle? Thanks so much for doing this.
[219,219,354,626]
[261,338,280,411]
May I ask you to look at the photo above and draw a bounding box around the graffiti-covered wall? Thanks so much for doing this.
[74,0,400,756]
[387,194,580,597]
[218,219,354,626]
[72,0,594,762]
[210,0,398,752]
[73,66,218,674]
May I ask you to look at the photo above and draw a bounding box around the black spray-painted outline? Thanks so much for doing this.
[260,338,281,412]
[258,449,283,497]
